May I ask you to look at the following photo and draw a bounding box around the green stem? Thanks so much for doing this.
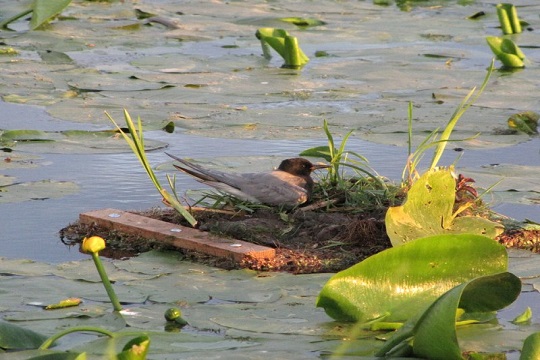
[91,252,123,312]
[39,326,115,350]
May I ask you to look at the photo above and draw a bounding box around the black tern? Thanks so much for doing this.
[166,153,330,207]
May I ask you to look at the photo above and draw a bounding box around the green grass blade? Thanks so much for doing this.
[107,110,197,227]
[429,60,494,169]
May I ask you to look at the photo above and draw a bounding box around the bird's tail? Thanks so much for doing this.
[165,152,217,182]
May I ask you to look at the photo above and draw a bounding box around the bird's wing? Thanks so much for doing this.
[232,172,309,206]
[167,153,263,202]
[167,152,237,184]
[167,153,308,206]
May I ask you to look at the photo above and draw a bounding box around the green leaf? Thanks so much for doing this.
[0,129,50,142]
[512,307,532,324]
[486,36,526,68]
[508,111,539,135]
[377,272,521,359]
[117,336,150,360]
[496,3,522,35]
[280,17,326,27]
[521,332,540,360]
[255,28,309,68]
[299,146,332,161]
[316,234,508,323]
[28,351,87,360]
[385,167,503,246]
[30,0,72,30]
[0,320,48,350]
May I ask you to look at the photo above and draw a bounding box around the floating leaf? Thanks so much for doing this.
[508,111,539,135]
[117,335,150,360]
[0,47,19,55]
[0,129,51,144]
[45,298,82,310]
[316,234,508,323]
[0,179,79,203]
[376,272,521,358]
[386,167,503,246]
[27,351,87,360]
[0,321,48,350]
[513,307,532,325]
[280,17,326,27]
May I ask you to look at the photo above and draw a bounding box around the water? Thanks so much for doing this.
[1,100,538,263]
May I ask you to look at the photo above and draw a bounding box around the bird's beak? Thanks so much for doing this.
[311,163,331,171]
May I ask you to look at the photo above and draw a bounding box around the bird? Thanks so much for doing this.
[166,153,330,207]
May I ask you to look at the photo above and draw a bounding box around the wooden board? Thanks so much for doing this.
[79,208,275,262]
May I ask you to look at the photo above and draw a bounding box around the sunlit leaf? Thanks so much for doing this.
[508,111,539,135]
[386,167,503,246]
[117,336,150,360]
[280,17,326,27]
[45,298,82,310]
[521,332,540,360]
[316,234,507,323]
[30,0,72,30]
[299,146,332,162]
[486,36,526,68]
[496,3,522,35]
[376,272,521,358]
[513,307,532,325]
[256,28,309,68]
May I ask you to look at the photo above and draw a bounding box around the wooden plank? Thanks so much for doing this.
[79,208,275,262]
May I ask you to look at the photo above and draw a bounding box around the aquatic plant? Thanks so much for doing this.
[496,3,522,35]
[81,236,122,312]
[402,60,494,187]
[386,167,503,246]
[486,36,526,68]
[107,110,198,227]
[0,0,72,30]
[300,119,383,188]
[256,28,310,68]
[507,111,539,135]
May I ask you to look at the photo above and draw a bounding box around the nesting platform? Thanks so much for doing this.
[79,208,276,262]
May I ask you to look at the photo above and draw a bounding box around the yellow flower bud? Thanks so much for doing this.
[81,236,106,253]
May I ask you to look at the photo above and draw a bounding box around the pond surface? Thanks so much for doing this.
[0,0,539,262]
[1,0,540,358]
[1,100,538,263]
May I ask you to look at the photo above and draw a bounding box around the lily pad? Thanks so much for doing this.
[0,129,168,154]
[0,180,79,204]
[0,321,48,350]
[316,234,508,323]
[386,167,503,246]
[376,272,521,358]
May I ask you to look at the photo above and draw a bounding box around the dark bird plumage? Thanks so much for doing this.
[166,153,329,206]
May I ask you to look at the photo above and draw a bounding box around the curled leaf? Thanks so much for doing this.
[45,298,82,310]
[508,111,539,135]
[486,36,526,68]
[512,306,532,324]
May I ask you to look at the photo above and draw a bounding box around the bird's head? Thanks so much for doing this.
[278,158,330,177]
